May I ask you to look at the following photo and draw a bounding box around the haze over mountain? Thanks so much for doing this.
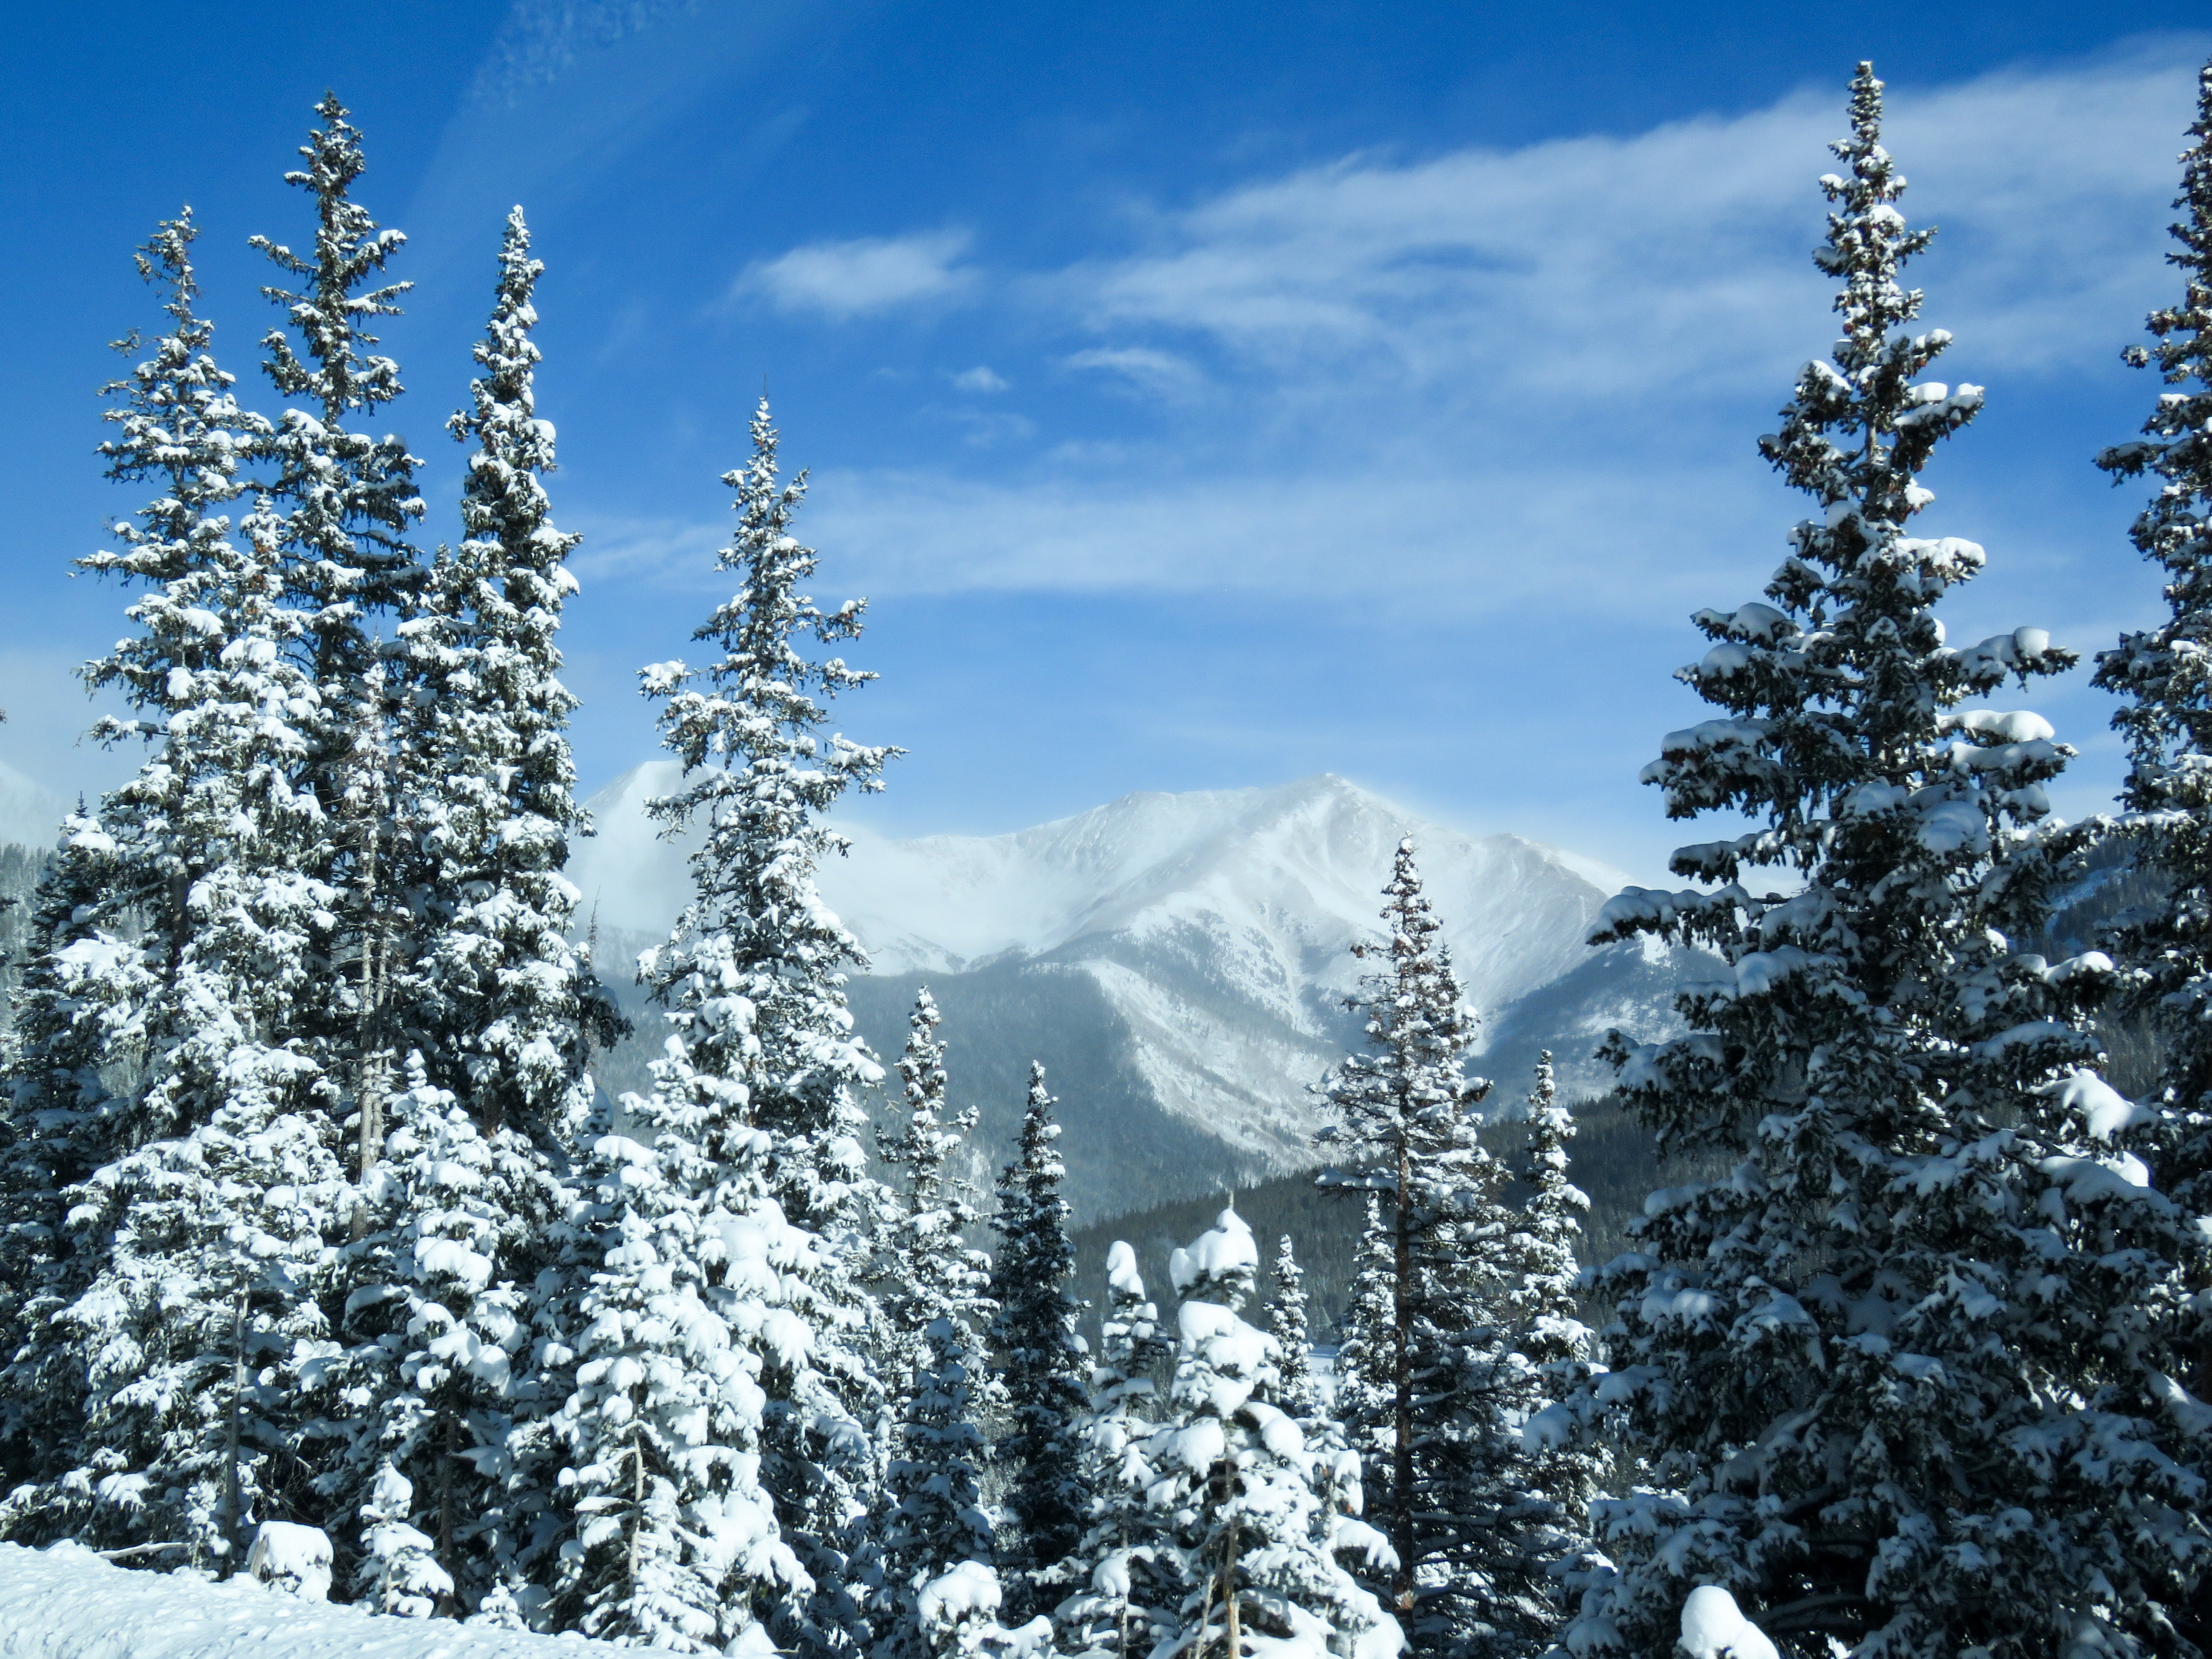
[571,769,1702,1222]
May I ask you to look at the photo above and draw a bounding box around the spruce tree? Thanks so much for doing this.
[251,90,424,721]
[410,204,615,1138]
[1265,1235,1317,1421]
[1331,1194,1395,1470]
[2092,68,2212,1307]
[338,1052,571,1611]
[545,1028,812,1648]
[1317,839,1497,1654]
[0,815,146,1511]
[987,1062,1090,1620]
[314,208,620,1604]
[876,989,1000,1659]
[1414,1057,1594,1659]
[637,395,894,1656]
[878,990,991,1413]
[0,213,355,1562]
[1496,1053,1600,1584]
[1061,1241,1176,1659]
[1569,63,2200,1659]
[1145,1206,1401,1659]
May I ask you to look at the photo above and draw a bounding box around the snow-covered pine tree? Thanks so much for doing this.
[331,1051,576,1612]
[1265,1235,1317,1421]
[878,990,991,1416]
[411,204,615,1139]
[987,1062,1090,1621]
[875,987,1000,1659]
[1402,1056,1596,1659]
[1145,1206,1400,1659]
[546,1031,811,1650]
[2092,59,2212,1337]
[0,214,359,1563]
[1495,1052,1599,1587]
[1570,63,2203,1659]
[310,208,621,1605]
[248,93,429,1187]
[1330,1194,1395,1472]
[251,91,423,712]
[358,1462,453,1616]
[0,814,147,1511]
[1060,1241,1176,1659]
[1316,839,1496,1653]
[637,396,894,1656]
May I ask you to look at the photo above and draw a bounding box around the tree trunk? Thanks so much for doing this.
[1392,1135,1414,1612]
[220,1286,248,1575]
[1222,1504,1241,1659]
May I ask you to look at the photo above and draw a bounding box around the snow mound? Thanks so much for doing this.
[1677,1585,1779,1659]
[0,1542,625,1659]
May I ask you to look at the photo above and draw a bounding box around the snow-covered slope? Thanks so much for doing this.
[0,1541,625,1659]
[0,760,69,853]
[569,769,1693,1220]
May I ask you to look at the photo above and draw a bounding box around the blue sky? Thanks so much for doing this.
[0,2,2204,883]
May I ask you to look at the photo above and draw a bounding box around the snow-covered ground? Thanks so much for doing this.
[0,1542,618,1659]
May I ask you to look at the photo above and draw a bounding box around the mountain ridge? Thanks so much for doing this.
[571,769,1697,1221]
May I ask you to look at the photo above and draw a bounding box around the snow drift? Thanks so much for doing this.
[0,1541,623,1659]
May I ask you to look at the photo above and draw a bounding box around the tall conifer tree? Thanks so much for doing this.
[1570,63,2201,1659]
[637,396,894,1656]
[987,1063,1089,1621]
[1318,840,1495,1655]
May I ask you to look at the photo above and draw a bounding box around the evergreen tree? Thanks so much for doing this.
[637,396,893,1655]
[2092,70,2212,1313]
[1330,1194,1395,1471]
[547,1053,810,1650]
[988,1062,1090,1620]
[1316,839,1496,1653]
[876,988,999,1659]
[314,208,621,1604]
[410,204,615,1137]
[878,990,991,1413]
[358,1462,453,1616]
[1265,1235,1317,1421]
[0,213,355,1562]
[0,815,146,1510]
[1061,1240,1176,1659]
[1145,1206,1401,1659]
[335,1052,571,1611]
[1495,1053,1600,1584]
[1410,1058,1594,1659]
[1569,63,2201,1659]
[251,90,424,725]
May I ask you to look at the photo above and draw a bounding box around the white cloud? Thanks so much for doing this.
[1063,346,1208,402]
[1054,40,2193,402]
[736,228,976,318]
[950,365,1010,393]
[607,42,2206,616]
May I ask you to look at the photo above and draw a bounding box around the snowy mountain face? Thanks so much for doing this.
[569,769,1697,1223]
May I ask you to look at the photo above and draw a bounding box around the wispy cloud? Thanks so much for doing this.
[949,365,1010,393]
[736,228,977,318]
[1063,346,1207,403]
[1056,40,2191,403]
[600,42,2206,617]
[468,0,705,107]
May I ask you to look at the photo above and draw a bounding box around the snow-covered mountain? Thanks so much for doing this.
[568,769,1698,1222]
[0,759,71,853]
